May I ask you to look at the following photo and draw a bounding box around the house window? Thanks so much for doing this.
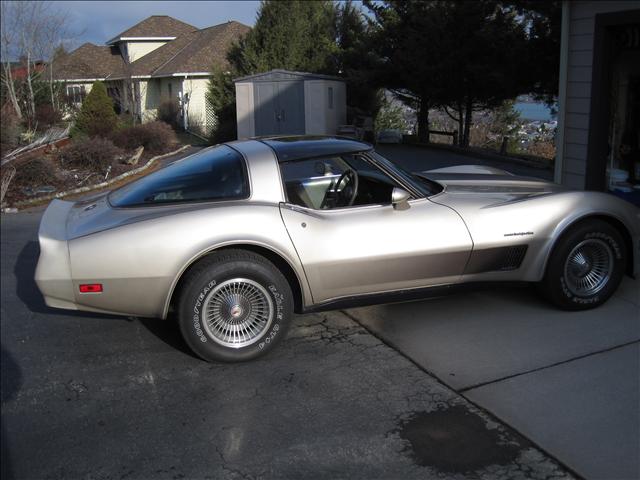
[328,87,334,109]
[168,83,172,97]
[66,85,86,106]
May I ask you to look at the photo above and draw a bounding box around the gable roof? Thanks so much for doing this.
[123,21,250,78]
[51,43,126,80]
[107,15,197,44]
[53,18,249,82]
[152,21,250,76]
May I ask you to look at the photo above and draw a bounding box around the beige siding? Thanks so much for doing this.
[558,0,638,188]
[140,78,182,122]
[124,41,168,62]
[140,79,160,121]
[182,77,211,135]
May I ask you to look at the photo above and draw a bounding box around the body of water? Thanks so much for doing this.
[514,102,556,121]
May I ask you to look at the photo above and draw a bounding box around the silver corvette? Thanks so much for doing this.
[35,136,640,362]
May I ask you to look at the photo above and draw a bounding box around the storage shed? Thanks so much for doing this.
[234,69,346,139]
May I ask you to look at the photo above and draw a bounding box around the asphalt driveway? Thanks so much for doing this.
[1,211,574,480]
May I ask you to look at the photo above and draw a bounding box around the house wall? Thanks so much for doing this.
[139,79,160,122]
[139,78,183,122]
[182,77,211,135]
[64,81,95,94]
[123,41,169,62]
[556,0,639,189]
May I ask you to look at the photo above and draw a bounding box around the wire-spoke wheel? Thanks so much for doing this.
[179,249,293,362]
[202,278,274,348]
[563,239,613,297]
[539,219,626,310]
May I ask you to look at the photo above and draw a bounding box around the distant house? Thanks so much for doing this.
[7,60,47,81]
[555,1,639,198]
[52,15,250,135]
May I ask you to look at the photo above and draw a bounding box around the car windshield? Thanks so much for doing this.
[368,151,442,196]
[108,145,249,207]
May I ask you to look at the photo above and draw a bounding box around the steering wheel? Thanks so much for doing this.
[334,168,359,207]
[319,169,359,209]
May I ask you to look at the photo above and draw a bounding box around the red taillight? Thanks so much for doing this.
[79,284,103,293]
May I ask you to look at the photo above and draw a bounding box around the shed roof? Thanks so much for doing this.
[234,69,344,83]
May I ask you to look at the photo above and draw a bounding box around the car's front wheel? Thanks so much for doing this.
[539,219,627,310]
[178,250,293,362]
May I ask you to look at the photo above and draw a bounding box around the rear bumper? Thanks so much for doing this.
[35,199,77,309]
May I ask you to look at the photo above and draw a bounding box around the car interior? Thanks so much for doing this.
[280,154,401,209]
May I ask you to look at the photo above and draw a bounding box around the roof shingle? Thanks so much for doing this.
[107,15,196,43]
[123,21,250,78]
[53,18,250,81]
[51,43,126,80]
[152,21,250,76]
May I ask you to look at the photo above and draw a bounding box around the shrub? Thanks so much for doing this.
[35,104,62,129]
[13,157,58,187]
[111,121,178,155]
[206,67,237,144]
[60,137,123,171]
[71,81,118,138]
[116,113,135,130]
[526,140,556,160]
[157,100,181,130]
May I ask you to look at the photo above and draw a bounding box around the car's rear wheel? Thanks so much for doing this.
[539,219,626,310]
[178,250,293,362]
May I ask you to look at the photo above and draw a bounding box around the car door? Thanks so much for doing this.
[279,166,473,304]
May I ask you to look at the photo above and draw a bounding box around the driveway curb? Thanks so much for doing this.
[8,145,191,210]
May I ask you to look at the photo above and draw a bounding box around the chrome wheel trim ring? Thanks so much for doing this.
[202,278,274,349]
[563,239,614,297]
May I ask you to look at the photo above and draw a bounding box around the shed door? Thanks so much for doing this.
[276,81,305,135]
[254,81,305,136]
[255,83,279,136]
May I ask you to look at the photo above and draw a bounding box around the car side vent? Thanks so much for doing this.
[465,245,529,274]
[497,245,528,271]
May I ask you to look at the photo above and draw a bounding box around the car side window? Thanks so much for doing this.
[109,145,249,207]
[280,154,401,210]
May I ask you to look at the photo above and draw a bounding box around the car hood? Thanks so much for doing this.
[417,165,565,207]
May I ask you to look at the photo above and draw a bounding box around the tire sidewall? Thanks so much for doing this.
[179,257,292,362]
[548,222,626,309]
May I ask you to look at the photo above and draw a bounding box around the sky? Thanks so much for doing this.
[53,1,262,48]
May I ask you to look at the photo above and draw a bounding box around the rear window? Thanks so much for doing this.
[109,145,249,207]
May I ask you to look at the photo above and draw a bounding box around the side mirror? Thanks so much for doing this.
[391,187,411,210]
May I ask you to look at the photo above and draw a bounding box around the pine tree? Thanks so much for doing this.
[228,0,338,76]
[72,80,117,137]
[206,67,237,144]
